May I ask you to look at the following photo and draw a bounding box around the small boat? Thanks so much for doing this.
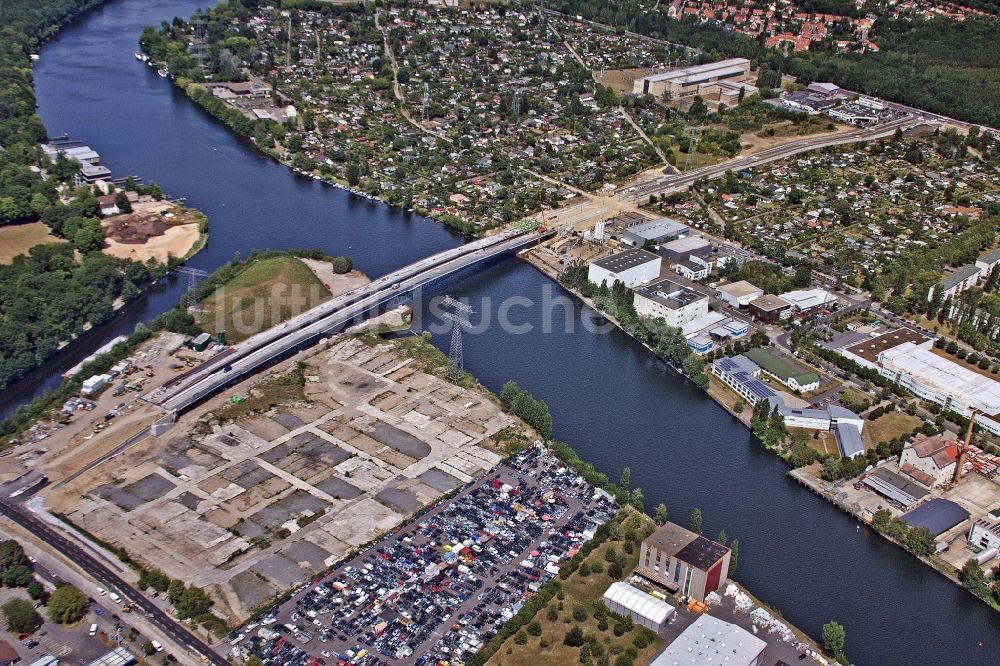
[133,51,145,61]
[157,68,168,78]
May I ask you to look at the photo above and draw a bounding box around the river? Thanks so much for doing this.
[14,0,1000,663]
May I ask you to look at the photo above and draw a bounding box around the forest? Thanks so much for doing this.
[550,0,1000,127]
[0,0,178,389]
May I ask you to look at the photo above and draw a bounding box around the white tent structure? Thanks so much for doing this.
[602,582,675,632]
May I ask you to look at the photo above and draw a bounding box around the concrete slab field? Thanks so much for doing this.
[49,336,516,620]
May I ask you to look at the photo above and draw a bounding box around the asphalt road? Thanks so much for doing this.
[0,498,226,666]
[619,115,913,199]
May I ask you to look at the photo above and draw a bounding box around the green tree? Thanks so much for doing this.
[143,640,156,656]
[345,163,361,187]
[689,508,702,534]
[728,539,739,576]
[822,621,846,660]
[619,467,631,494]
[1,598,38,633]
[47,584,87,624]
[654,503,668,525]
[26,580,44,600]
[717,529,727,546]
[564,625,585,647]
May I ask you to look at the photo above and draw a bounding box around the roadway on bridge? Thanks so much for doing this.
[157,230,549,414]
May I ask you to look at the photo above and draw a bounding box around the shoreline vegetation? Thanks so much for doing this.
[0,0,210,392]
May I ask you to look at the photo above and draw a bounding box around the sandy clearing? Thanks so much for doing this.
[102,223,200,264]
[300,259,370,296]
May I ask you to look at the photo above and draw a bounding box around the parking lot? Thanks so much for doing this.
[237,444,616,666]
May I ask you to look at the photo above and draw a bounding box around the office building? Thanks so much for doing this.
[675,257,712,281]
[744,348,820,392]
[588,249,661,288]
[637,522,730,602]
[633,278,709,327]
[711,355,776,406]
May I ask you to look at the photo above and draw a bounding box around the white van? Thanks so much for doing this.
[96,587,106,596]
[90,623,98,636]
[151,640,163,652]
[109,592,122,604]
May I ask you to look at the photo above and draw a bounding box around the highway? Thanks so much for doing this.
[156,230,551,413]
[618,114,914,200]
[0,496,225,666]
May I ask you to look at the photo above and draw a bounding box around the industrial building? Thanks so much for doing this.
[658,235,712,263]
[636,522,731,602]
[601,582,676,633]
[649,615,766,666]
[716,280,763,309]
[747,294,791,323]
[675,257,713,281]
[898,433,959,488]
[808,82,842,98]
[588,248,661,288]
[901,499,969,537]
[778,288,839,313]
[763,396,865,458]
[744,348,820,392]
[862,466,929,508]
[621,218,688,247]
[633,278,709,328]
[877,342,1000,436]
[967,506,1000,562]
[85,648,136,666]
[828,103,880,125]
[838,327,931,370]
[681,312,749,355]
[632,58,752,99]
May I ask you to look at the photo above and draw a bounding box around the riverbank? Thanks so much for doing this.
[519,245,1000,621]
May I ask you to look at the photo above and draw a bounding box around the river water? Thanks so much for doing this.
[14,0,1000,662]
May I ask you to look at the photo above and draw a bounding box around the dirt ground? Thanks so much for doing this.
[102,224,200,264]
[594,67,647,96]
[0,222,62,264]
[740,120,855,156]
[41,335,516,622]
[300,259,369,295]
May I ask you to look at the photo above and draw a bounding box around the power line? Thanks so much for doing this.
[440,296,472,381]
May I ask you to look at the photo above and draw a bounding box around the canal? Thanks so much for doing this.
[13,0,1000,662]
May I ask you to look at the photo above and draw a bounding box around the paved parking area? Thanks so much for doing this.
[237,444,616,666]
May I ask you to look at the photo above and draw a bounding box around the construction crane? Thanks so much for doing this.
[952,407,980,485]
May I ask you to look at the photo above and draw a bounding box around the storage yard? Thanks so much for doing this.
[239,444,616,666]
[45,336,517,620]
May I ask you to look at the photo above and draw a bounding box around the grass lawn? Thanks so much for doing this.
[0,222,63,264]
[198,256,330,343]
[862,411,922,448]
[789,427,838,456]
[487,511,663,666]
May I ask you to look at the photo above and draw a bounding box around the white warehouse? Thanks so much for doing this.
[588,248,661,288]
[602,582,676,633]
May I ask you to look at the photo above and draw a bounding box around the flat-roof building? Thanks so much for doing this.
[621,218,688,247]
[712,355,777,406]
[747,294,791,323]
[744,348,820,392]
[716,280,763,309]
[588,248,661,288]
[839,328,931,369]
[878,342,1000,435]
[636,522,730,602]
[902,499,969,536]
[975,248,1000,274]
[633,278,709,328]
[779,288,839,313]
[659,236,712,263]
[676,258,712,281]
[649,615,766,666]
[633,58,752,98]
